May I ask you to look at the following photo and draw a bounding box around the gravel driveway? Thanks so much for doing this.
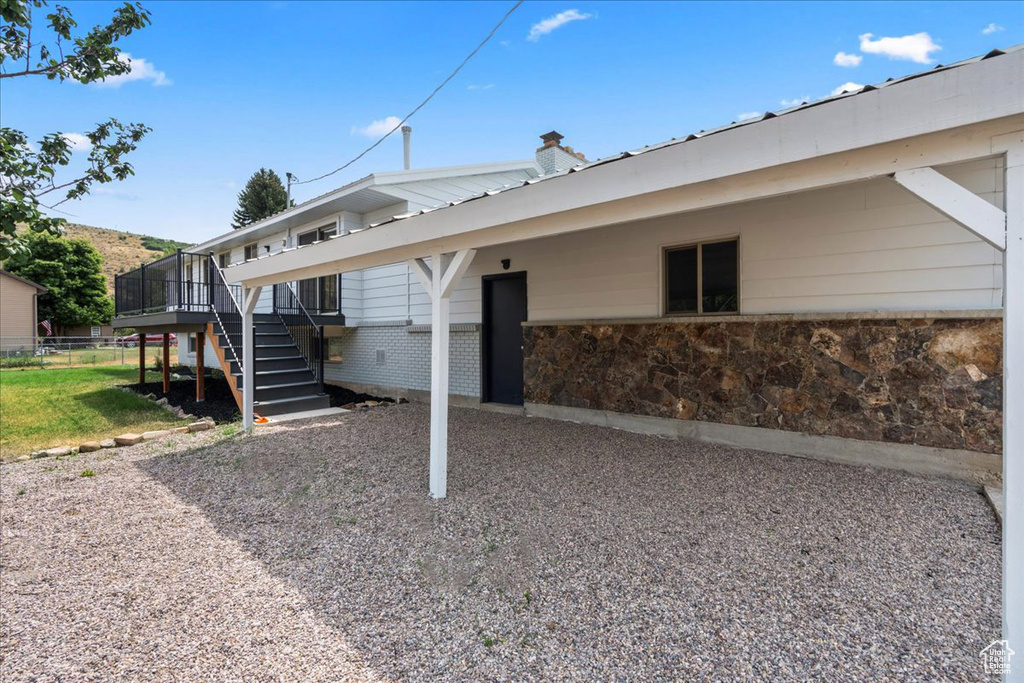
[0,404,1001,681]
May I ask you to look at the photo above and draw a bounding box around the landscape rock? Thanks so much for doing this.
[188,421,212,433]
[99,439,116,449]
[78,442,102,453]
[114,433,144,446]
[142,430,172,440]
[172,426,191,434]
[155,397,169,406]
[44,446,71,457]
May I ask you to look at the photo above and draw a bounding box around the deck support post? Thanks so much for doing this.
[162,333,170,394]
[241,286,263,432]
[138,334,146,385]
[997,138,1023,681]
[895,154,1020,672]
[196,331,205,402]
[407,248,476,499]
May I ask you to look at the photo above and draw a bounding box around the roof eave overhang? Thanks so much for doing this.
[228,49,1024,288]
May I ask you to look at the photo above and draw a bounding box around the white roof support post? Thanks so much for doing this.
[406,249,476,499]
[892,167,1007,250]
[996,135,1023,682]
[241,285,263,433]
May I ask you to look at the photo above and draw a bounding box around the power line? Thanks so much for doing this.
[292,0,523,187]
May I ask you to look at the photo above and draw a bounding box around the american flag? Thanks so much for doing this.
[40,319,53,336]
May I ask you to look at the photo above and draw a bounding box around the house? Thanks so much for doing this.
[114,46,1022,649]
[0,269,47,351]
[113,146,576,410]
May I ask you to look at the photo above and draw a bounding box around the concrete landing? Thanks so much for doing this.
[262,407,349,424]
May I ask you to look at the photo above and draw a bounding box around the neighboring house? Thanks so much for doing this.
[63,324,116,340]
[0,269,47,351]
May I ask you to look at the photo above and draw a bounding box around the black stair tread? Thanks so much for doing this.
[248,355,305,362]
[231,367,314,376]
[255,380,319,389]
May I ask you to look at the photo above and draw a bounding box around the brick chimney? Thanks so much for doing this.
[536,130,587,175]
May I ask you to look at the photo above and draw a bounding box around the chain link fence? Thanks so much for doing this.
[0,336,179,370]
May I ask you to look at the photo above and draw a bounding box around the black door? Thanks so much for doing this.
[482,272,527,405]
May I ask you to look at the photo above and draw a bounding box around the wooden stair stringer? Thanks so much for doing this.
[206,322,243,412]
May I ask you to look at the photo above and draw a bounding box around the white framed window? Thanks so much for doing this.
[663,238,739,315]
[90,326,101,337]
[188,334,197,353]
[218,252,229,268]
[244,243,258,261]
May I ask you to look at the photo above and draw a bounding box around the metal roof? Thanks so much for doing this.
[227,44,1022,269]
[356,45,1021,232]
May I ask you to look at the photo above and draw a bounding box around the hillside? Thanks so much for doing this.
[20,224,192,295]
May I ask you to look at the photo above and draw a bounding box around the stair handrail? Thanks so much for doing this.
[208,256,245,375]
[275,281,324,389]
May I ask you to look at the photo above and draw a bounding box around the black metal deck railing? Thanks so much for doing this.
[209,258,244,372]
[273,282,324,390]
[114,250,222,316]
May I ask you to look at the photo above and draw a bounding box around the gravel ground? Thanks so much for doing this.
[0,404,1001,682]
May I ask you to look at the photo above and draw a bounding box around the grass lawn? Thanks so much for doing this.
[0,366,187,456]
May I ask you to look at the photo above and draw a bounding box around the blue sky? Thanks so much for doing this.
[4,1,1020,243]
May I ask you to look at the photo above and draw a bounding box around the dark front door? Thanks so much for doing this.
[482,272,527,405]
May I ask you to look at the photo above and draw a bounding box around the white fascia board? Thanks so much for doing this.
[228,54,1023,287]
[371,160,541,184]
[193,175,378,253]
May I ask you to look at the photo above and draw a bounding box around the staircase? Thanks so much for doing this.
[214,314,330,417]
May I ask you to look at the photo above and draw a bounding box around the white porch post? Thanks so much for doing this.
[895,151,1020,672]
[241,285,263,432]
[408,249,476,499]
[1000,139,1023,679]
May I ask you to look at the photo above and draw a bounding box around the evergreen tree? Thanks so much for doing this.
[232,168,288,229]
[3,232,113,334]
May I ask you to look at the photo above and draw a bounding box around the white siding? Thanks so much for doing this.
[358,157,1004,325]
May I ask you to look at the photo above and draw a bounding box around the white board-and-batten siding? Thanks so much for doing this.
[343,156,1003,326]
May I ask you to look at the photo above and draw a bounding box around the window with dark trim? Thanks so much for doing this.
[664,238,739,315]
[243,243,258,261]
[218,252,229,268]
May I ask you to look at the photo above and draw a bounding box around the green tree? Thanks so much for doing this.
[232,168,288,229]
[3,231,113,334]
[0,0,152,260]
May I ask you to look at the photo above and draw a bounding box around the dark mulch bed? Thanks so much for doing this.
[323,384,394,408]
[124,376,239,424]
[123,376,392,423]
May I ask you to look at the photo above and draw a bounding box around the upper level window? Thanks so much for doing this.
[218,252,229,268]
[243,243,258,261]
[664,238,739,315]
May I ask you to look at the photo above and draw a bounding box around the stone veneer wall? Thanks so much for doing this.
[523,316,1002,454]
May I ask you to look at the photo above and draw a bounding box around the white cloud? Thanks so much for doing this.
[527,9,592,41]
[834,51,862,67]
[467,83,495,90]
[736,111,761,121]
[982,23,1004,35]
[831,82,864,96]
[62,133,92,152]
[93,53,171,88]
[780,96,809,107]
[350,115,402,138]
[858,32,940,64]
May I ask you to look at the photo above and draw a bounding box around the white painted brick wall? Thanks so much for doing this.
[325,323,480,397]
